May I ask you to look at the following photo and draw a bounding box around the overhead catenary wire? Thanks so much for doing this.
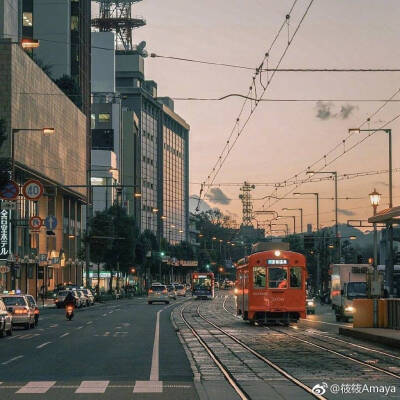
[197,0,315,211]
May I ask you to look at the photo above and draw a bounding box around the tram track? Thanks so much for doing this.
[222,293,400,380]
[181,301,327,400]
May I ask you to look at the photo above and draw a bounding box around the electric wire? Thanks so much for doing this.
[198,0,314,210]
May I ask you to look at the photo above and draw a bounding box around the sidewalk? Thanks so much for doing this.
[339,327,400,349]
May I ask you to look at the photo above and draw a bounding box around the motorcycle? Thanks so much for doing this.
[65,304,74,321]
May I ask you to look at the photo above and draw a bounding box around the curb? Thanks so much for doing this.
[339,327,400,349]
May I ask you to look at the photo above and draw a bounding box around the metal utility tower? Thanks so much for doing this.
[239,182,255,226]
[92,0,146,50]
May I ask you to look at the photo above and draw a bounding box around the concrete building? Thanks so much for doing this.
[0,40,87,296]
[115,51,190,244]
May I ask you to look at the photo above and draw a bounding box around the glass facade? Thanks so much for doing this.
[141,104,158,234]
[163,116,186,244]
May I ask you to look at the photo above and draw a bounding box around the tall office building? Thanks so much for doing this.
[20,0,91,116]
[115,51,190,244]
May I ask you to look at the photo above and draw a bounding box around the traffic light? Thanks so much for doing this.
[303,234,314,250]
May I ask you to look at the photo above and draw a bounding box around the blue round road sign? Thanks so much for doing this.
[0,181,19,201]
[44,215,57,230]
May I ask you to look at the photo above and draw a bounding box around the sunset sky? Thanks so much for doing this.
[95,0,400,231]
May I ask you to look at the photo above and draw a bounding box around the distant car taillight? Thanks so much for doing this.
[162,289,167,294]
[148,289,153,294]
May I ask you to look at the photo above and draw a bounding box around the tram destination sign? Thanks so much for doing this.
[267,259,288,265]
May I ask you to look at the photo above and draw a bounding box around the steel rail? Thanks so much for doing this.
[196,304,327,400]
[180,303,250,400]
[271,327,400,380]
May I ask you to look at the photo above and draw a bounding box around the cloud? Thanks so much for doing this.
[316,101,333,120]
[339,104,357,119]
[315,102,357,120]
[205,188,231,205]
[338,208,356,216]
[189,195,211,213]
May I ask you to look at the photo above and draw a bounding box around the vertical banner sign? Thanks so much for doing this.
[0,209,10,260]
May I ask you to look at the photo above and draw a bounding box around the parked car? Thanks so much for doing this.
[0,294,35,330]
[175,284,186,297]
[148,285,169,304]
[55,290,81,308]
[75,290,88,307]
[0,298,12,336]
[306,298,317,314]
[166,284,177,300]
[25,295,40,325]
[81,289,95,306]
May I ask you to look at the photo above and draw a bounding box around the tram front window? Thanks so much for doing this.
[253,266,266,288]
[268,267,288,288]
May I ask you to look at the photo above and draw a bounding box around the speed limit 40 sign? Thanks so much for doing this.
[22,180,44,201]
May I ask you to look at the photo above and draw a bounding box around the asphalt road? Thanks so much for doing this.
[0,297,199,399]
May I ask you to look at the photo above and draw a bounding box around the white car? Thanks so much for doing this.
[175,284,186,297]
[0,295,35,330]
[148,285,169,304]
[0,299,12,336]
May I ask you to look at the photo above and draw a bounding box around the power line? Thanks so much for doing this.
[150,54,400,73]
[197,0,314,210]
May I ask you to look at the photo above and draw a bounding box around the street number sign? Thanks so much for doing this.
[0,181,19,201]
[22,180,43,201]
[29,216,43,230]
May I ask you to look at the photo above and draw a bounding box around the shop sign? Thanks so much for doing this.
[0,209,11,260]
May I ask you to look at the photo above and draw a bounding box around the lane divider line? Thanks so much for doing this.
[2,355,24,365]
[59,333,69,338]
[36,342,51,349]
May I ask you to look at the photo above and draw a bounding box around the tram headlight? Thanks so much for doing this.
[345,306,354,313]
[307,301,315,307]
[274,250,281,257]
[234,288,239,295]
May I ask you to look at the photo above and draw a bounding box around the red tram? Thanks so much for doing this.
[235,243,306,325]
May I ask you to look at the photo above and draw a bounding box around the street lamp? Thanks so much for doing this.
[369,188,381,270]
[282,208,303,232]
[307,171,339,260]
[294,192,320,231]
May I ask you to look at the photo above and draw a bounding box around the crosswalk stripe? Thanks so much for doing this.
[75,380,109,393]
[133,381,163,393]
[17,381,56,394]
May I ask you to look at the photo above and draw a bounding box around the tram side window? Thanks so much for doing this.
[268,267,288,289]
[290,267,302,288]
[253,266,266,288]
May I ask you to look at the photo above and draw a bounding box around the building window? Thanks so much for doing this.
[23,12,33,27]
[99,113,111,122]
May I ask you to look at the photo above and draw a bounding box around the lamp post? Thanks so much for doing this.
[307,171,338,261]
[294,192,319,232]
[369,189,381,271]
[350,128,393,295]
[282,208,303,233]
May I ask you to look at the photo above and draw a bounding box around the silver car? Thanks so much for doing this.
[0,295,35,330]
[175,284,186,297]
[148,285,169,304]
[0,299,12,336]
[81,289,95,306]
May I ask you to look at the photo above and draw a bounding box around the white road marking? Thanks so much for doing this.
[86,321,93,325]
[49,324,58,328]
[150,310,161,381]
[60,333,69,338]
[17,381,55,394]
[75,381,109,394]
[133,381,162,393]
[2,355,23,365]
[76,326,83,330]
[36,342,51,349]
[102,313,107,317]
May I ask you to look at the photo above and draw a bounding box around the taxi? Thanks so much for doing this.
[0,292,35,329]
[0,298,12,336]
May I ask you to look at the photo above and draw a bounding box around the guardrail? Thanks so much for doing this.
[387,299,400,329]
